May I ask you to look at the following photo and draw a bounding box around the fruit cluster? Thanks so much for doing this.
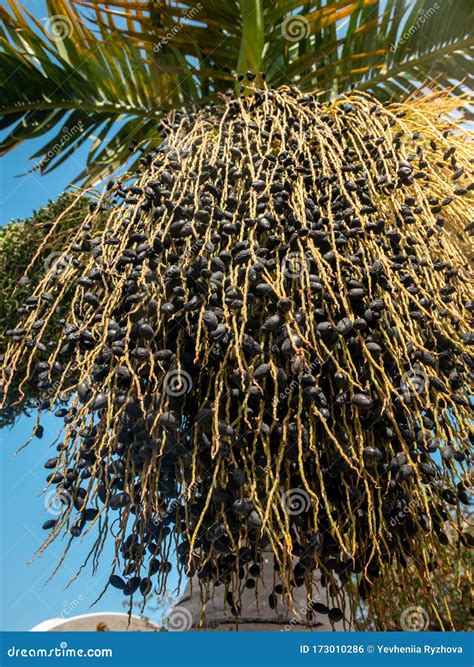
[2,85,472,627]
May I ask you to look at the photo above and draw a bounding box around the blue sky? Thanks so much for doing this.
[1,0,94,224]
[0,150,174,628]
[0,0,180,632]
[0,143,179,629]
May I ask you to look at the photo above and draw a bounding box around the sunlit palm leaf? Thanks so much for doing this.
[1,0,472,185]
[0,0,199,184]
[78,0,473,96]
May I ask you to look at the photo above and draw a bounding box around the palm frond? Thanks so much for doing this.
[1,0,472,184]
[0,0,198,184]
[78,0,473,97]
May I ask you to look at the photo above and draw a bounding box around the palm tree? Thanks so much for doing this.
[1,0,473,184]
[0,0,472,631]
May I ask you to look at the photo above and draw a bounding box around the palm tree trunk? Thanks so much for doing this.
[171,553,349,631]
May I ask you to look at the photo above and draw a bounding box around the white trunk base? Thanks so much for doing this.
[170,555,349,631]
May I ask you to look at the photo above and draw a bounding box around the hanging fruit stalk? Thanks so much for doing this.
[1,82,472,629]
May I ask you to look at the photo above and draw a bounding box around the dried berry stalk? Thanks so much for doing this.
[1,84,472,628]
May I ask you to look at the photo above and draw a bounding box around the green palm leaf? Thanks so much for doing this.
[0,0,192,184]
[1,0,472,184]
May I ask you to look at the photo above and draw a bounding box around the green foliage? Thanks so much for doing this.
[1,0,472,184]
[0,0,168,185]
[0,194,90,425]
[352,514,473,630]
